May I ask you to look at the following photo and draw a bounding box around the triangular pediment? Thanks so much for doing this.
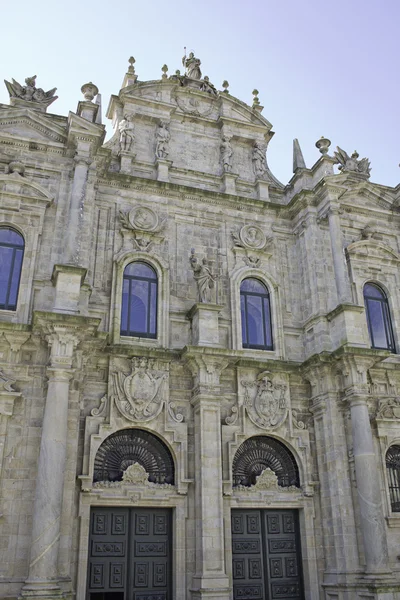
[338,178,395,211]
[346,239,400,264]
[0,173,53,204]
[0,107,67,144]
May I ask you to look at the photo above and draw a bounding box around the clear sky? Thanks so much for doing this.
[0,0,398,188]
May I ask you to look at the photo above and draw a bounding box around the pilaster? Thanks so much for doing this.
[185,351,230,600]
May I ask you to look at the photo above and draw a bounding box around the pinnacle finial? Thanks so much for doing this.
[222,80,229,93]
[252,89,260,107]
[161,64,168,80]
[293,139,306,172]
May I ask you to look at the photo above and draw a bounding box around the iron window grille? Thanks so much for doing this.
[121,261,158,338]
[240,278,273,350]
[93,428,175,485]
[363,283,395,352]
[386,445,400,512]
[232,435,300,488]
[0,228,24,311]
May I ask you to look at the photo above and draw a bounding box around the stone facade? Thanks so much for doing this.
[0,56,399,600]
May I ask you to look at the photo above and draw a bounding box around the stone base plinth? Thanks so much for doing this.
[187,303,224,346]
[120,151,135,174]
[20,579,63,599]
[52,264,87,313]
[156,158,172,182]
[191,575,230,600]
[255,178,269,200]
[222,172,238,194]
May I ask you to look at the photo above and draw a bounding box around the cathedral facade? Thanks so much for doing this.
[0,55,400,600]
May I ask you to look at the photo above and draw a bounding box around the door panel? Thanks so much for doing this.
[232,509,304,600]
[87,508,172,600]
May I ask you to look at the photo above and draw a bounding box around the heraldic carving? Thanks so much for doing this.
[376,397,400,419]
[242,371,288,429]
[111,357,169,422]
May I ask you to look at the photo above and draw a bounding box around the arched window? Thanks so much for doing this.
[386,445,400,512]
[232,435,300,488]
[0,228,24,311]
[93,429,175,484]
[240,278,273,350]
[121,262,158,338]
[363,283,395,352]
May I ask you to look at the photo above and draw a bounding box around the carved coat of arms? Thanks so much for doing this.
[111,357,168,422]
[242,371,288,429]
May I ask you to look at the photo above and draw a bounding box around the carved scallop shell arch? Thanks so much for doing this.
[93,428,175,485]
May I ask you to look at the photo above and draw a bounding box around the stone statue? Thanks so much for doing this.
[220,136,233,172]
[334,147,371,177]
[118,115,135,152]
[182,52,202,80]
[252,142,266,178]
[155,121,170,159]
[4,75,58,107]
[190,249,215,303]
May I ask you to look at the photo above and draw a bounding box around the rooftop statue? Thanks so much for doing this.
[334,147,371,177]
[182,51,202,80]
[4,75,58,107]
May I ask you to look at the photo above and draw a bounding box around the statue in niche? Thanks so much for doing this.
[189,249,216,303]
[252,141,266,178]
[182,51,202,80]
[155,121,171,159]
[334,147,371,177]
[4,75,58,107]
[118,115,135,152]
[220,136,233,173]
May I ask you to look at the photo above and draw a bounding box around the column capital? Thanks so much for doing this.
[183,347,229,398]
[335,349,388,396]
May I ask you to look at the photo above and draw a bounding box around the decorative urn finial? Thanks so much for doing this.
[128,57,136,74]
[161,64,168,80]
[81,82,99,102]
[315,136,331,155]
[222,80,229,93]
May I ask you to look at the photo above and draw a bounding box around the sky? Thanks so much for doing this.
[0,0,398,188]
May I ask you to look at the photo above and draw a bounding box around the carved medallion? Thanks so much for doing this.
[240,225,267,250]
[111,357,168,422]
[242,371,288,429]
[129,206,158,231]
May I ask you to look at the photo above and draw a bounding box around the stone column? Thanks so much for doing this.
[185,352,230,600]
[349,395,390,575]
[305,363,359,583]
[65,155,91,265]
[21,328,78,598]
[327,205,351,304]
[339,353,391,578]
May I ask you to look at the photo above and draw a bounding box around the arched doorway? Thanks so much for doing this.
[231,436,304,600]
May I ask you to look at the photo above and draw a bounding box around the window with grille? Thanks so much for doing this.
[386,445,400,512]
[240,278,273,350]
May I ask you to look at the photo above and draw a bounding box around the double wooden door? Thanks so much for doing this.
[87,507,172,600]
[231,509,304,600]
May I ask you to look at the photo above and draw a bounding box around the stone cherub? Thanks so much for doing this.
[189,249,216,303]
[4,75,58,107]
[155,121,171,159]
[118,115,135,152]
[334,147,371,177]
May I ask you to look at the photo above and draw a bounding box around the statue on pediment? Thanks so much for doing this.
[252,141,266,178]
[334,147,371,177]
[4,75,58,107]
[189,249,216,303]
[155,121,170,159]
[118,115,135,152]
[182,51,202,80]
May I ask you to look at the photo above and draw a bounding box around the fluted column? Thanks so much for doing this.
[22,329,78,598]
[185,352,230,600]
[327,205,351,304]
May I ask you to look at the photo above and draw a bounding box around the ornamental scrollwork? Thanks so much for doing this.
[119,205,166,251]
[241,371,288,430]
[234,468,299,494]
[111,357,169,422]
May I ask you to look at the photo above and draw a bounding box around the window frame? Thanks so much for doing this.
[0,227,25,311]
[386,445,400,513]
[240,277,273,351]
[120,261,158,339]
[363,282,395,352]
